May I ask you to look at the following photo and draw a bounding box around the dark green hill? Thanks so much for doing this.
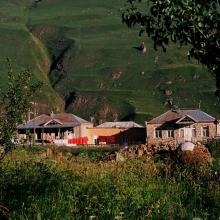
[0,0,219,123]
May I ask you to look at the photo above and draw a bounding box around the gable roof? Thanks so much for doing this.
[96,121,144,128]
[176,114,197,124]
[44,119,63,126]
[147,109,215,124]
[18,113,91,129]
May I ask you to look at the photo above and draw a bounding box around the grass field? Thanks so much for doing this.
[0,145,219,219]
[0,0,219,123]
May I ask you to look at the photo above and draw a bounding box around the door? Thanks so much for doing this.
[184,127,192,142]
[93,135,98,145]
[217,123,220,137]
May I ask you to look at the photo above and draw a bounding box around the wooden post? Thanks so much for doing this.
[42,128,44,145]
[58,128,61,139]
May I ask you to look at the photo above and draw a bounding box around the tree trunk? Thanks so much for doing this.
[215,70,220,99]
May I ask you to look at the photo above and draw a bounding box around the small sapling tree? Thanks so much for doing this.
[0,60,42,159]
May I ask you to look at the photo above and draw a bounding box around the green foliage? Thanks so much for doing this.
[68,146,119,160]
[0,61,42,154]
[0,148,219,219]
[122,0,220,97]
[24,145,45,155]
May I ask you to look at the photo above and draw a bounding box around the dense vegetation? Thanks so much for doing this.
[0,145,219,219]
[0,0,220,123]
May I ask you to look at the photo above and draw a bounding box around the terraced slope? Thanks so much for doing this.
[0,0,219,123]
[0,0,63,111]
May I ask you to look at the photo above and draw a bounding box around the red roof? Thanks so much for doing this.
[18,113,91,129]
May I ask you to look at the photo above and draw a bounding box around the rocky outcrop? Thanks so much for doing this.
[113,142,213,168]
[101,144,152,162]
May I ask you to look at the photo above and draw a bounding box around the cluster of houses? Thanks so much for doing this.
[18,108,220,147]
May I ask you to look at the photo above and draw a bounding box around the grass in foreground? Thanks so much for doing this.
[0,146,219,219]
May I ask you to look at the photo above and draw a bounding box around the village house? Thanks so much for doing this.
[18,112,93,145]
[87,121,146,145]
[146,109,220,147]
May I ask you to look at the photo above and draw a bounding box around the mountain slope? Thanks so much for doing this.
[0,0,219,122]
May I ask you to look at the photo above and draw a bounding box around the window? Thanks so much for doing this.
[192,127,196,137]
[180,129,184,138]
[167,130,174,138]
[122,137,128,144]
[202,126,209,137]
[155,129,162,138]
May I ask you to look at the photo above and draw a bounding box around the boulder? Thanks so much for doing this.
[137,148,144,156]
[115,152,125,162]
[180,142,195,151]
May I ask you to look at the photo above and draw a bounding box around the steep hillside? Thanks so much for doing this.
[0,0,219,122]
[0,0,64,111]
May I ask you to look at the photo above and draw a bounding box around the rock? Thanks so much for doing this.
[166,81,173,85]
[142,47,147,54]
[66,152,73,160]
[137,148,144,156]
[115,152,125,162]
[180,142,195,151]
[164,89,172,96]
[139,42,147,54]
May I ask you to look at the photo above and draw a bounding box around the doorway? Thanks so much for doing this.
[183,127,193,142]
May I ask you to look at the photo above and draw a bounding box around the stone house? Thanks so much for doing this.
[146,109,219,147]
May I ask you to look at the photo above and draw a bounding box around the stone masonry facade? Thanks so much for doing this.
[146,122,217,147]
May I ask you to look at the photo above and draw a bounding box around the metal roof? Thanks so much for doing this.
[96,121,144,128]
[18,113,91,129]
[147,109,216,124]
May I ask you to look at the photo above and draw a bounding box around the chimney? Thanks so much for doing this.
[90,116,94,123]
[50,111,54,117]
[172,106,180,114]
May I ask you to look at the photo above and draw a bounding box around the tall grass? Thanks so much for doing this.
[0,147,219,219]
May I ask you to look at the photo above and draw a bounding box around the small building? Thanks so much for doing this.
[146,109,219,147]
[87,121,146,145]
[18,112,93,145]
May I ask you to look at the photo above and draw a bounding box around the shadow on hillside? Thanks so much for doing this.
[132,46,142,51]
[65,91,76,111]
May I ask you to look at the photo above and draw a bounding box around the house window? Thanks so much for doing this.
[202,126,209,137]
[167,130,174,138]
[192,127,196,137]
[122,137,128,144]
[180,129,184,138]
[155,129,162,138]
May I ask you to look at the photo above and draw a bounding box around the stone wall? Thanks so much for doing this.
[146,122,216,147]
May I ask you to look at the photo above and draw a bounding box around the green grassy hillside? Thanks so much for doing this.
[0,0,219,123]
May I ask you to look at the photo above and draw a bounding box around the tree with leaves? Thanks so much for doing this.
[122,0,220,97]
[0,60,42,159]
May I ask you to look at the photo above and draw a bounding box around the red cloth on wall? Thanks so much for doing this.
[68,137,89,145]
